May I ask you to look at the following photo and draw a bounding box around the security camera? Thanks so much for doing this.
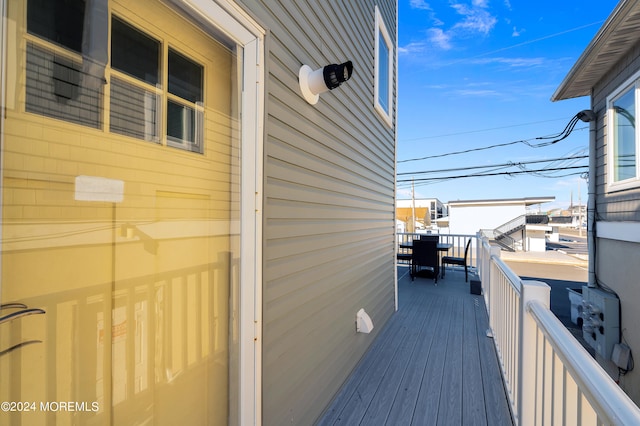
[299,61,354,105]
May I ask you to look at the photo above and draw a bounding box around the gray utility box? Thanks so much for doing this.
[581,286,620,360]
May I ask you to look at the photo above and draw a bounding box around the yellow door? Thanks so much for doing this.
[0,1,242,424]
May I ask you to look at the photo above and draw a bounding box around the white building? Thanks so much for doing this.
[447,197,555,251]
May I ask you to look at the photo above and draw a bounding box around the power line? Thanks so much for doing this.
[397,165,588,184]
[398,114,588,163]
[397,155,588,176]
[398,148,590,188]
[400,117,576,142]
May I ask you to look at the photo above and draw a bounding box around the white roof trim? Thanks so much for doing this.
[552,0,639,101]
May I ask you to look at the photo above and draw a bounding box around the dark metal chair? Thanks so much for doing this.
[411,239,439,284]
[441,238,472,282]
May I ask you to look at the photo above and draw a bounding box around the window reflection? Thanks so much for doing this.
[613,88,637,182]
[2,1,241,424]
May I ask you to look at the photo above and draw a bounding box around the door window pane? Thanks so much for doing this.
[111,17,160,86]
[167,49,204,152]
[110,77,160,141]
[26,42,102,128]
[3,1,244,424]
[27,0,85,53]
[168,49,203,103]
[167,100,202,152]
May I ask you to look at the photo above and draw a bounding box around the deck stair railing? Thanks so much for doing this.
[478,236,640,425]
[492,215,525,252]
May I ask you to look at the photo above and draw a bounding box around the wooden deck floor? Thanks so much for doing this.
[316,266,514,426]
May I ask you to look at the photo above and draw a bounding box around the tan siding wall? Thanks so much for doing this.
[240,0,396,424]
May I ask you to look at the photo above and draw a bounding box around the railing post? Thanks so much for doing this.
[484,245,500,316]
[519,280,550,426]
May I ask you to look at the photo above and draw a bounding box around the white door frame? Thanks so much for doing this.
[169,2,265,425]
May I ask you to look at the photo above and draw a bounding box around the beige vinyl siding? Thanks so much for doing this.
[592,40,640,222]
[238,0,396,424]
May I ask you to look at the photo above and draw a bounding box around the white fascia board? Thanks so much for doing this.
[597,221,640,244]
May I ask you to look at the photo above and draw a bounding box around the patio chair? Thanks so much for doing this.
[441,238,472,282]
[411,239,439,284]
[419,234,439,242]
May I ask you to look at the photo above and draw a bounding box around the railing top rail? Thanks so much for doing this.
[490,254,523,295]
[527,299,640,425]
[525,214,549,224]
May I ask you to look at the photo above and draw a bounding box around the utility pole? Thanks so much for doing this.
[411,178,416,234]
[579,183,583,237]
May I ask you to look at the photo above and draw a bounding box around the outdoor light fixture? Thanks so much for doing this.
[299,61,353,105]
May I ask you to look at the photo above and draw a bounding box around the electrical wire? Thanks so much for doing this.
[400,117,576,142]
[396,114,590,189]
[399,169,590,190]
[397,165,588,184]
[397,154,588,176]
[398,113,588,164]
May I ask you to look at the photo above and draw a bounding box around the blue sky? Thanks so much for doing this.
[396,0,619,211]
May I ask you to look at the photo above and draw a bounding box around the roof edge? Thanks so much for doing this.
[552,0,632,102]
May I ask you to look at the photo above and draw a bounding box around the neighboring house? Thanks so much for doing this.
[552,0,640,406]
[396,198,446,231]
[0,1,397,425]
[447,197,554,251]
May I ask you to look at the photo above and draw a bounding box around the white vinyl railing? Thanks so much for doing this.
[479,235,640,425]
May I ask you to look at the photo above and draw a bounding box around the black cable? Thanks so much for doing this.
[398,113,588,164]
[397,155,588,176]
[535,115,580,140]
[396,165,588,183]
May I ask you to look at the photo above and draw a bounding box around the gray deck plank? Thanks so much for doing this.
[357,296,433,425]
[318,278,429,425]
[316,267,513,426]
[384,295,448,425]
[437,298,464,425]
[475,297,514,425]
[462,298,488,426]
[410,297,454,424]
[333,285,429,425]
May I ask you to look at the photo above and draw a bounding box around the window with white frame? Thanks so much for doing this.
[608,75,640,190]
[375,6,393,126]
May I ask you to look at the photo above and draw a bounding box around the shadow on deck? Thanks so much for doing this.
[317,266,514,425]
